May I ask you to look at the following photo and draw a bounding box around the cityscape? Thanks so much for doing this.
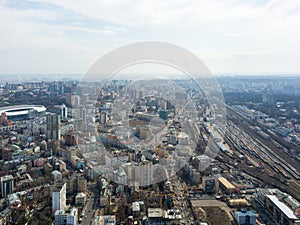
[1,0,300,225]
[0,76,299,225]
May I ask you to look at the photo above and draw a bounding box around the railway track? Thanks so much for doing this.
[226,105,300,181]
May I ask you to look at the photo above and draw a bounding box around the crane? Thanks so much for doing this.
[153,193,173,209]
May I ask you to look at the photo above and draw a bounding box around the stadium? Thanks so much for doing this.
[0,105,46,120]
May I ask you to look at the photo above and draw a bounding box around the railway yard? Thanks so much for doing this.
[212,105,300,200]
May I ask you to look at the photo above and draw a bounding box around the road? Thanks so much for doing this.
[170,176,194,225]
[80,182,99,225]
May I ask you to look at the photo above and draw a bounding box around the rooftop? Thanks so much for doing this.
[1,175,13,182]
[148,208,163,218]
[0,105,46,116]
[267,195,298,220]
[234,210,256,216]
[218,177,235,189]
[55,210,65,216]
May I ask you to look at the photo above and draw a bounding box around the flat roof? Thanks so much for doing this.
[234,210,256,216]
[267,195,298,220]
[229,199,248,204]
[52,183,66,192]
[55,210,65,215]
[132,202,140,211]
[1,175,13,182]
[148,208,163,218]
[216,142,228,152]
[218,177,235,189]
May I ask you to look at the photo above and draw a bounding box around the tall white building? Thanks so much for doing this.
[100,111,108,124]
[1,175,14,198]
[54,208,78,225]
[140,160,153,186]
[60,104,68,119]
[74,95,80,107]
[52,183,66,212]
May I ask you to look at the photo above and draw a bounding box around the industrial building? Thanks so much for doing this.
[218,177,236,194]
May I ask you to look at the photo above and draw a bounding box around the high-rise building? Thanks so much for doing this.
[1,175,14,198]
[262,93,274,106]
[110,91,115,100]
[80,107,86,119]
[74,95,80,107]
[65,94,74,107]
[58,83,64,95]
[47,113,61,141]
[77,177,87,193]
[100,111,108,124]
[60,104,68,119]
[265,194,299,225]
[54,208,78,225]
[140,160,153,186]
[64,132,78,146]
[52,183,66,212]
[66,94,80,107]
[139,90,143,99]
[81,94,89,105]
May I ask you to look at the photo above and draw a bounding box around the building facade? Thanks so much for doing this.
[54,208,78,225]
[1,175,14,198]
[47,113,61,141]
[52,183,66,212]
[233,209,256,225]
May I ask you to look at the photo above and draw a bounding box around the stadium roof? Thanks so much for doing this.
[0,105,46,116]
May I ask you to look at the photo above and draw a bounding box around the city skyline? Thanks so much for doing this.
[0,77,300,224]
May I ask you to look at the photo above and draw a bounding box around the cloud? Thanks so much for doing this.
[57,25,125,35]
[0,0,300,74]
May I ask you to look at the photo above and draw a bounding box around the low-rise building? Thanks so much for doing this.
[148,208,170,225]
[93,215,116,225]
[54,208,78,225]
[0,208,11,225]
[75,192,86,206]
[8,193,21,209]
[218,177,235,194]
[51,170,62,182]
[233,209,256,225]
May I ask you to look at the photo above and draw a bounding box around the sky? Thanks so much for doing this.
[0,0,300,77]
